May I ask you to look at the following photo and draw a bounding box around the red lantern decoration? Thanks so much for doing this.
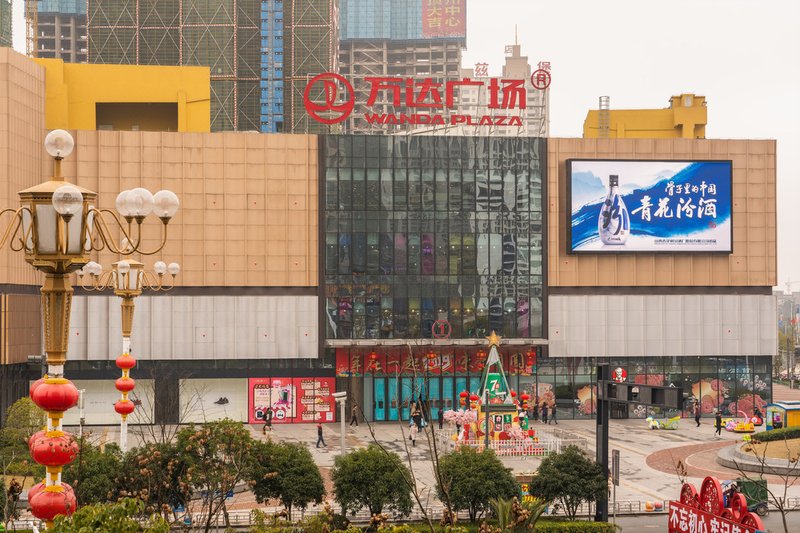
[29,484,77,521]
[30,433,79,467]
[115,377,136,393]
[469,394,479,403]
[526,349,536,367]
[115,354,136,370]
[521,393,530,401]
[427,350,436,360]
[30,379,80,413]
[459,390,468,406]
[30,377,46,397]
[368,351,378,362]
[114,400,135,416]
[511,390,517,398]
[28,482,46,503]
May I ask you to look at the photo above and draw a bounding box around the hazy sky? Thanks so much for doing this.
[11,0,799,288]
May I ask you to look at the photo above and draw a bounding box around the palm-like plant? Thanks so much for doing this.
[488,497,548,531]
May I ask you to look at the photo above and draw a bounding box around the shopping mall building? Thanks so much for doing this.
[0,50,777,426]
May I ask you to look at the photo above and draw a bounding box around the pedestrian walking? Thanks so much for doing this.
[532,403,539,423]
[714,411,722,437]
[541,403,549,425]
[694,401,701,427]
[437,406,444,430]
[316,422,327,448]
[350,403,359,426]
[410,422,418,447]
[551,402,558,424]
[262,407,273,434]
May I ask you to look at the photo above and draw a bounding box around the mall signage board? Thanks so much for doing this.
[668,501,760,533]
[303,69,550,127]
[567,160,733,253]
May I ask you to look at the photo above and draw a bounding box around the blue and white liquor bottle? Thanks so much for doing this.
[597,174,630,245]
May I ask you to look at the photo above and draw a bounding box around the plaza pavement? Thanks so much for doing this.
[62,415,800,521]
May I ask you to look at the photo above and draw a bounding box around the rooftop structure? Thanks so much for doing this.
[28,1,88,63]
[584,93,707,139]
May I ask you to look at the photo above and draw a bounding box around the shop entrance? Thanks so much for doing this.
[610,401,628,419]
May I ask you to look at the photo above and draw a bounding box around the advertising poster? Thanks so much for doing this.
[422,0,466,38]
[568,160,732,253]
[249,377,337,424]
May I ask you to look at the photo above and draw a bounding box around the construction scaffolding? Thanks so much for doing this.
[284,0,337,134]
[87,0,260,131]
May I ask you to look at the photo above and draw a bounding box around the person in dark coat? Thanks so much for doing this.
[551,402,558,425]
[437,407,444,430]
[532,403,539,422]
[316,423,327,447]
[694,401,701,427]
[350,403,359,426]
[541,403,549,425]
[714,411,723,437]
[262,407,273,434]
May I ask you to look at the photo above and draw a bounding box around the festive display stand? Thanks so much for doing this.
[668,476,765,533]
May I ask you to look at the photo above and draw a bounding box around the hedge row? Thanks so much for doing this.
[750,427,800,442]
[535,521,618,532]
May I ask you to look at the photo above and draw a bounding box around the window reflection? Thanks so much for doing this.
[324,136,545,339]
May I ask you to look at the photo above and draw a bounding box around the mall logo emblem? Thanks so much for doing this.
[303,73,355,124]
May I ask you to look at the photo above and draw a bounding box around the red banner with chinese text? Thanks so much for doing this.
[668,501,759,533]
[422,0,466,38]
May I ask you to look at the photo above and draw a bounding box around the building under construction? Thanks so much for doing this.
[0,0,12,48]
[283,0,338,134]
[338,0,466,134]
[87,0,261,131]
[27,1,88,63]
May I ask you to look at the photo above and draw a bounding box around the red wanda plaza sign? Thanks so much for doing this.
[303,70,551,126]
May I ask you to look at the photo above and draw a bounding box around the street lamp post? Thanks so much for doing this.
[78,259,179,451]
[0,130,179,526]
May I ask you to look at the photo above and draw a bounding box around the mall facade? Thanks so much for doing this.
[0,51,777,426]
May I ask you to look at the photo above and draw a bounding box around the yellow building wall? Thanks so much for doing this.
[34,58,211,133]
[584,94,707,139]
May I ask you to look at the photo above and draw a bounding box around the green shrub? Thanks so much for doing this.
[534,520,618,532]
[750,427,800,442]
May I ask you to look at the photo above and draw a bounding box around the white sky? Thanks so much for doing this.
[11,0,800,289]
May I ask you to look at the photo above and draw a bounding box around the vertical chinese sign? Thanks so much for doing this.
[422,0,466,38]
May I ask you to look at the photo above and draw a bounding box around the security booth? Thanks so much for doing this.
[764,401,800,431]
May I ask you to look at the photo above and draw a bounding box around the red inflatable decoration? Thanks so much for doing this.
[30,379,79,413]
[669,476,764,533]
[29,483,77,522]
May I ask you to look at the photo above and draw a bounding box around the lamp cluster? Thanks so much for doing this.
[0,129,180,524]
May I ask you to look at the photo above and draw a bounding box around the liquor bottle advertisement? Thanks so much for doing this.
[568,160,732,253]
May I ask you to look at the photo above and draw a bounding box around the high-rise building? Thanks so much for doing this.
[260,0,284,133]
[0,0,12,48]
[87,0,261,132]
[284,0,338,134]
[29,1,88,62]
[337,0,466,133]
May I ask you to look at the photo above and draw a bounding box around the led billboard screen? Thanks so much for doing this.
[568,159,733,253]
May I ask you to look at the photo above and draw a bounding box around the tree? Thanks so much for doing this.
[528,445,606,521]
[176,419,254,533]
[436,447,519,522]
[116,441,192,519]
[331,444,413,517]
[0,397,45,477]
[732,432,800,533]
[50,498,169,533]
[62,439,123,505]
[249,440,325,519]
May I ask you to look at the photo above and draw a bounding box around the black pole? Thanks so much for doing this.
[595,364,609,523]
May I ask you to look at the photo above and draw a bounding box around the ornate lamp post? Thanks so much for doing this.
[0,130,178,526]
[78,259,179,451]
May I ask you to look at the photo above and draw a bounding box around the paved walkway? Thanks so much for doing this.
[773,382,800,402]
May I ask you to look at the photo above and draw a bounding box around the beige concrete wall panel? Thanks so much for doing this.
[3,294,41,364]
[549,294,776,357]
[548,138,777,287]
[68,131,319,287]
[66,294,319,361]
[0,50,46,285]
